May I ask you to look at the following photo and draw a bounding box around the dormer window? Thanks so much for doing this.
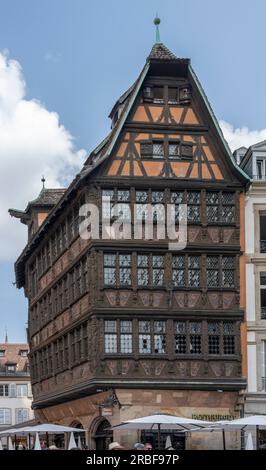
[168,88,178,104]
[20,350,28,357]
[0,350,5,357]
[169,142,180,158]
[142,85,191,104]
[152,141,164,159]
[140,139,193,161]
[142,86,153,101]
[153,86,164,103]
[256,159,264,180]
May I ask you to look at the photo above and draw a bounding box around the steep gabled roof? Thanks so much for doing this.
[147,42,177,60]
[25,188,66,209]
[13,41,250,288]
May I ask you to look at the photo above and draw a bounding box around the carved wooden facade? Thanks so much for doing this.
[12,42,248,409]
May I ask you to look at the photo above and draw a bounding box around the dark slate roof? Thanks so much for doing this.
[147,42,177,61]
[26,188,66,210]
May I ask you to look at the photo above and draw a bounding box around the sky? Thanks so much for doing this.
[1,0,266,342]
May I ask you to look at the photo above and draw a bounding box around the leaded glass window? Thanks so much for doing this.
[208,321,220,354]
[206,191,219,223]
[139,321,151,353]
[152,141,164,159]
[104,320,117,353]
[188,256,200,287]
[206,191,235,224]
[171,191,185,223]
[104,254,116,286]
[137,255,149,286]
[169,142,180,158]
[154,321,166,354]
[187,191,201,223]
[136,191,148,221]
[152,191,164,222]
[174,322,187,354]
[120,320,132,353]
[222,256,235,287]
[152,255,164,286]
[223,322,235,354]
[119,254,131,286]
[189,322,202,354]
[206,256,219,288]
[102,189,115,219]
[222,193,235,223]
[172,255,185,287]
[117,190,130,202]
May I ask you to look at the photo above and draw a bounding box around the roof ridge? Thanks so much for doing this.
[147,42,177,61]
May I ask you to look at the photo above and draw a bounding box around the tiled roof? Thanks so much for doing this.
[147,42,177,60]
[0,343,29,374]
[27,188,65,208]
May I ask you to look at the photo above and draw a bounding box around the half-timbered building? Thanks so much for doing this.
[10,34,249,449]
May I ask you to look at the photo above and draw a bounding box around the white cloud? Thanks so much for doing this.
[0,51,86,261]
[219,120,266,152]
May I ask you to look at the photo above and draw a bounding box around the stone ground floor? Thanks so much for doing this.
[34,388,244,450]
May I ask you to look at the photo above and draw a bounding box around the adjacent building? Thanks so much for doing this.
[237,142,266,430]
[10,36,249,449]
[0,341,34,434]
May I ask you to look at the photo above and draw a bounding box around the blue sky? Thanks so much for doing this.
[1,0,266,342]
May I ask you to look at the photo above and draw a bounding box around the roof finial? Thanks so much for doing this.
[41,175,46,189]
[154,16,161,44]
[5,327,8,343]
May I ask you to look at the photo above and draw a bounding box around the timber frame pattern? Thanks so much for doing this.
[12,42,249,409]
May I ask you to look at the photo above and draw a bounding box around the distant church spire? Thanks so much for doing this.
[5,328,8,343]
[154,16,161,44]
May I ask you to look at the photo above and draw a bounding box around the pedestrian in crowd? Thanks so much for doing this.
[108,441,125,450]
[133,442,145,450]
[143,442,153,450]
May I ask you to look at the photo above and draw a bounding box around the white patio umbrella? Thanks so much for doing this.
[8,436,14,450]
[0,439,3,450]
[219,415,266,450]
[188,420,231,450]
[0,423,86,437]
[34,432,41,450]
[165,435,173,450]
[112,414,212,449]
[245,432,254,450]
[77,435,82,449]
[68,432,77,450]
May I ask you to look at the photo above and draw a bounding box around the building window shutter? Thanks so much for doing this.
[181,142,193,160]
[9,383,16,398]
[140,142,152,157]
